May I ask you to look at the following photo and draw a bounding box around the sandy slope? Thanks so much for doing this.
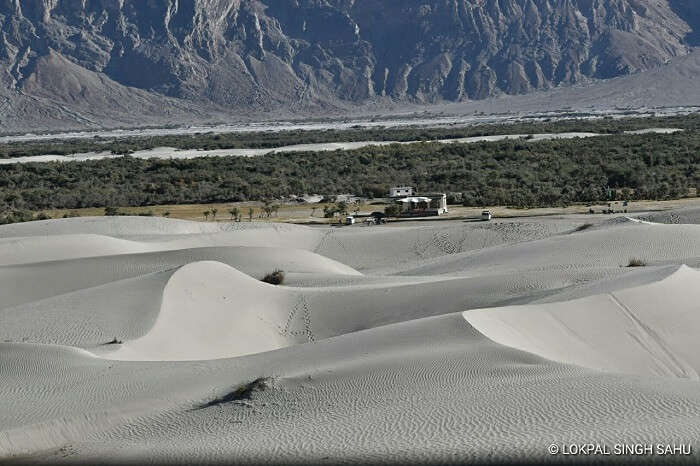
[465,266,700,379]
[0,216,317,244]
[0,246,357,312]
[1,213,700,464]
[3,315,700,464]
[639,207,700,225]
[0,271,171,346]
[0,234,153,266]
[104,261,298,361]
[313,219,581,273]
[400,221,700,276]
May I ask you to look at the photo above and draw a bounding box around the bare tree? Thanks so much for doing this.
[211,208,218,221]
[248,207,254,222]
[261,199,272,218]
[229,207,240,221]
[203,210,210,221]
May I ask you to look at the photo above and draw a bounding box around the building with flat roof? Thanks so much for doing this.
[393,193,448,217]
[389,186,414,198]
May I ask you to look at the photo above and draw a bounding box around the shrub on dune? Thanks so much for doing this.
[573,223,594,232]
[627,258,647,267]
[196,377,274,409]
[261,270,285,285]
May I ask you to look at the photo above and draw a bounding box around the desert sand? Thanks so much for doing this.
[2,207,700,464]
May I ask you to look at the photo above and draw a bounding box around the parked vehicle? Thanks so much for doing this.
[481,210,492,221]
[367,212,388,224]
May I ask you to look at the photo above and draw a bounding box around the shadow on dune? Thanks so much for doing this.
[194,377,275,410]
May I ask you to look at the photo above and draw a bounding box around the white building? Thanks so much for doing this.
[394,193,448,216]
[390,186,414,198]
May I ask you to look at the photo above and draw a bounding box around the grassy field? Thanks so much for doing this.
[40,197,700,224]
[43,201,382,224]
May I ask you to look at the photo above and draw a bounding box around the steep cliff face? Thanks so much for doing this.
[349,0,692,99]
[0,0,697,129]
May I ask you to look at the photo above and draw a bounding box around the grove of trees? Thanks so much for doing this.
[2,114,699,159]
[0,131,697,216]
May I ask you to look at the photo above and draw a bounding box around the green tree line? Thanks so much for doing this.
[2,114,699,159]
[0,132,697,214]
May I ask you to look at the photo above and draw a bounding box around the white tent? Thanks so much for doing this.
[397,197,431,203]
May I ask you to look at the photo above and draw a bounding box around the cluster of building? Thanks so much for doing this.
[389,186,448,217]
[342,186,494,225]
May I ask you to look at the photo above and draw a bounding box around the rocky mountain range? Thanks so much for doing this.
[0,0,698,131]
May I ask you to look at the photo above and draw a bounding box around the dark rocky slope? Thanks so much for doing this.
[0,0,698,130]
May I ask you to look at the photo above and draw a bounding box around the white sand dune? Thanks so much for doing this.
[400,221,700,276]
[0,245,358,310]
[530,263,683,304]
[0,234,153,266]
[465,265,700,379]
[104,261,298,361]
[2,258,596,356]
[0,215,316,240]
[3,314,700,463]
[2,213,700,463]
[0,271,172,346]
[637,207,700,225]
[0,216,230,237]
[314,219,580,273]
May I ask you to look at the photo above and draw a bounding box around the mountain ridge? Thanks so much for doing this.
[0,0,698,131]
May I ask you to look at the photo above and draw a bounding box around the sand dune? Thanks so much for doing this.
[400,221,700,276]
[104,261,298,361]
[639,207,700,225]
[2,212,700,463]
[3,314,700,463]
[0,245,358,310]
[465,266,700,379]
[0,216,319,247]
[314,219,580,273]
[0,234,152,266]
[0,271,172,346]
[0,216,231,237]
